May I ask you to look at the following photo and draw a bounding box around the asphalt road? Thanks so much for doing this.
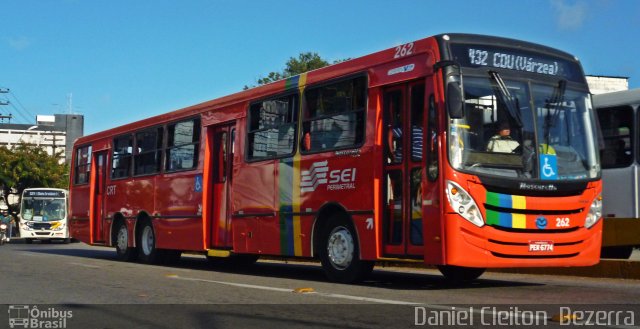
[0,241,639,329]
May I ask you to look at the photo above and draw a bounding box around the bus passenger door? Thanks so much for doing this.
[91,151,107,243]
[382,81,429,256]
[210,123,235,248]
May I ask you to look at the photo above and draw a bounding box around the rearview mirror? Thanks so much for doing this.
[447,82,464,119]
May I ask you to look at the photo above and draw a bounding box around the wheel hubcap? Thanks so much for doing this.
[141,226,154,255]
[117,226,128,251]
[327,226,354,270]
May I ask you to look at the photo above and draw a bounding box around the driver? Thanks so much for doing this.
[487,121,520,153]
[44,202,60,219]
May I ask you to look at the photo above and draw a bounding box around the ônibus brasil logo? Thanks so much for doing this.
[7,305,73,329]
[300,161,357,193]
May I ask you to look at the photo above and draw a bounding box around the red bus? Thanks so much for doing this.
[70,34,603,283]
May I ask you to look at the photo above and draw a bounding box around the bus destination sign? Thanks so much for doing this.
[449,44,583,82]
[25,190,65,198]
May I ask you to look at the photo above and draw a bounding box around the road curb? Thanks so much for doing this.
[264,256,640,280]
[488,260,640,280]
[376,259,640,280]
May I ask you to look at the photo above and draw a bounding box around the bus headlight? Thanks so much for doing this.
[585,195,602,229]
[446,180,484,227]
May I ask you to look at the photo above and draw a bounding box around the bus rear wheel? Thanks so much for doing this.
[319,215,373,283]
[137,221,161,264]
[114,222,136,261]
[438,265,485,283]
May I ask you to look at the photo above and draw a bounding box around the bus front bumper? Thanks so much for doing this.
[444,216,603,268]
[19,229,70,240]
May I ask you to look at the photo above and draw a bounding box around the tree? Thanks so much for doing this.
[0,144,68,213]
[245,52,348,89]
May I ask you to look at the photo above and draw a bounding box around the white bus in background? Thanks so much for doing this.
[18,188,71,244]
[593,89,640,258]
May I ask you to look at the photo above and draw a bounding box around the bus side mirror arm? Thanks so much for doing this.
[433,60,465,119]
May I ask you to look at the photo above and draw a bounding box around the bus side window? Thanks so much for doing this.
[74,145,92,184]
[301,76,366,153]
[597,106,633,168]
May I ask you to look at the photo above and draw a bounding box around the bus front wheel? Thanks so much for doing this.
[319,215,373,283]
[438,265,485,283]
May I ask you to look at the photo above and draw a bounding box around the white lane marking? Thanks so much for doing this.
[167,274,418,305]
[68,262,101,269]
[314,292,419,305]
[167,275,293,293]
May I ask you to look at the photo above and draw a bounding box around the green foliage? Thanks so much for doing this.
[0,144,68,212]
[245,52,348,90]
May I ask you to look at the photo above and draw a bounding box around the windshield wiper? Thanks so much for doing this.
[488,71,523,128]
[543,79,567,150]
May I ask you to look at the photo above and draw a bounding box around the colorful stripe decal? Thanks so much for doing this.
[293,73,306,256]
[486,192,527,209]
[485,192,528,229]
[278,73,307,256]
[279,159,295,255]
[285,75,300,90]
[486,210,529,229]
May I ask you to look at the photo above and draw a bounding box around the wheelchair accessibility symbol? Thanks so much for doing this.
[194,175,203,192]
[540,155,558,180]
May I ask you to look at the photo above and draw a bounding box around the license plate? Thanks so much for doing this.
[528,240,554,252]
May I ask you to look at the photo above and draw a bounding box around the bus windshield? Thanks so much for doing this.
[21,198,67,222]
[448,75,599,180]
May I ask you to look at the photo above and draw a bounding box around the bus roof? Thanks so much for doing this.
[22,188,67,192]
[75,33,584,146]
[592,88,640,108]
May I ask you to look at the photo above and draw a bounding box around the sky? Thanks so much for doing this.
[1,0,639,135]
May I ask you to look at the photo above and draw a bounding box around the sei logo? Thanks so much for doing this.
[329,168,356,184]
[301,161,357,193]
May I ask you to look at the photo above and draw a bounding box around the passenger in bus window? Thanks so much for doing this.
[387,124,401,162]
[302,132,311,151]
[486,121,520,153]
[410,169,423,245]
[388,124,423,162]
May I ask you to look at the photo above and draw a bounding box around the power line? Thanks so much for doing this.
[9,90,37,119]
[9,101,32,123]
[0,87,41,124]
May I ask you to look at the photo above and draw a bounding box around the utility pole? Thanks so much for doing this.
[0,88,11,122]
